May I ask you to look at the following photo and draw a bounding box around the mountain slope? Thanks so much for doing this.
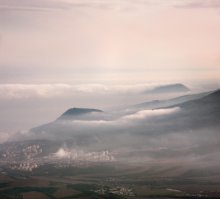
[1,89,220,174]
[178,89,220,109]
[144,83,190,94]
[31,107,105,141]
[28,89,220,152]
[132,91,210,110]
[164,89,220,130]
[57,107,103,120]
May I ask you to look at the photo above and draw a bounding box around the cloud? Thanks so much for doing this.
[0,82,187,135]
[0,0,130,12]
[0,83,166,99]
[54,147,115,161]
[122,107,180,120]
[22,106,182,146]
[0,84,72,99]
[2,90,220,168]
[2,0,219,13]
[19,113,220,167]
[174,0,220,9]
[51,107,180,128]
[0,0,72,11]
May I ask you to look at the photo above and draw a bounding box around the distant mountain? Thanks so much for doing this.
[178,89,220,109]
[164,89,220,130]
[176,89,220,118]
[128,89,220,135]
[30,107,106,144]
[132,91,210,110]
[145,83,190,94]
[31,90,220,139]
[1,89,220,174]
[57,108,103,120]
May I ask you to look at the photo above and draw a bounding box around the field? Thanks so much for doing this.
[1,163,220,199]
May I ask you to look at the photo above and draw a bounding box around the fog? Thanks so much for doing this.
[2,87,217,168]
[0,0,220,178]
[0,82,198,133]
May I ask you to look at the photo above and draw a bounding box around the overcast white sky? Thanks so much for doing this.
[0,0,220,84]
[0,0,220,133]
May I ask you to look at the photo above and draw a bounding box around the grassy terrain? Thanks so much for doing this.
[1,164,220,198]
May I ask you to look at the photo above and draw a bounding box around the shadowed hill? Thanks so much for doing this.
[132,91,210,110]
[57,108,103,120]
[179,89,220,109]
[144,83,190,94]
[164,89,220,131]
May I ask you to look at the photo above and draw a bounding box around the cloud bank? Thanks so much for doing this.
[0,83,181,99]
[122,107,180,120]
[1,0,220,12]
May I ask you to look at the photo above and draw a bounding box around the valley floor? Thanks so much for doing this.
[1,164,220,199]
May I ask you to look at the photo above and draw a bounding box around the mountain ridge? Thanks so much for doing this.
[144,83,190,94]
[58,107,103,120]
[132,91,210,110]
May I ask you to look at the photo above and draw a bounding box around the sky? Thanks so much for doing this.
[0,0,220,133]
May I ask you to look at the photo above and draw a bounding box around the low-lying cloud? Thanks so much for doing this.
[54,147,115,162]
[122,107,180,121]
[0,83,176,99]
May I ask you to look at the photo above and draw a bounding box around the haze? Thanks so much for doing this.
[1,2,220,198]
[0,0,220,134]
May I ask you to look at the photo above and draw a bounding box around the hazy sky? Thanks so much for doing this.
[0,0,220,84]
[0,0,220,133]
